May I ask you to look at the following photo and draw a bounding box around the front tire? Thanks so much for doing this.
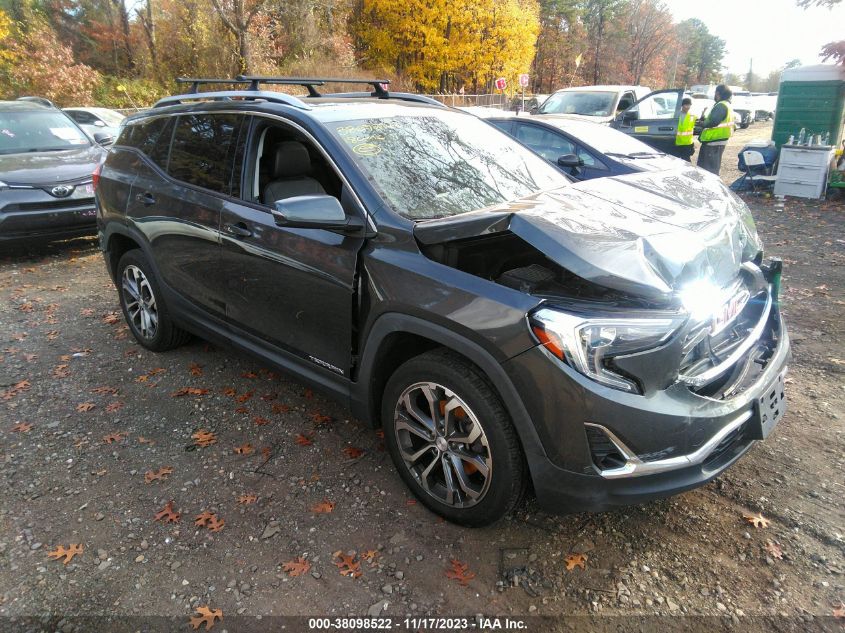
[382,349,527,526]
[116,249,190,352]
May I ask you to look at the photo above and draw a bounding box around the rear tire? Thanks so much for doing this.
[116,249,190,352]
[381,349,527,527]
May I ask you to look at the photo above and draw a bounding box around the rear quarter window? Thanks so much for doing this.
[167,113,242,194]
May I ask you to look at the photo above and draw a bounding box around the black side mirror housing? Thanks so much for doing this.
[93,131,114,145]
[557,153,584,169]
[272,195,360,232]
[621,110,637,122]
[530,105,539,114]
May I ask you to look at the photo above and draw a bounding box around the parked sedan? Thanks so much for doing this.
[485,114,685,180]
[63,107,125,143]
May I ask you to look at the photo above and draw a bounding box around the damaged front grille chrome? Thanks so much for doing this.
[678,290,772,388]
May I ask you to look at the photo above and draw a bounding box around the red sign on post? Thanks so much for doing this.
[494,77,507,91]
[519,73,529,88]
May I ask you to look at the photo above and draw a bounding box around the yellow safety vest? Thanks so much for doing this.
[699,101,733,142]
[676,112,696,146]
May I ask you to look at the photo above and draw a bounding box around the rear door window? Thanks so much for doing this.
[167,113,243,195]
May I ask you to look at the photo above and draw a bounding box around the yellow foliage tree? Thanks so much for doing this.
[356,0,539,93]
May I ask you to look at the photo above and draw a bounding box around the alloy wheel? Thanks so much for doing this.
[393,382,492,508]
[121,264,158,340]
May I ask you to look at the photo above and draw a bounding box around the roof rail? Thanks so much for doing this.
[235,75,391,98]
[16,96,56,108]
[175,77,252,94]
[153,90,309,110]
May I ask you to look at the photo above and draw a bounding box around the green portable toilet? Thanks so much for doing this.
[771,64,845,148]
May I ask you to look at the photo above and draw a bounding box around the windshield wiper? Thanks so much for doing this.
[605,151,665,159]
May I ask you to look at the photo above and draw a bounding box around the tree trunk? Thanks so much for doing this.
[112,0,136,73]
[140,0,159,82]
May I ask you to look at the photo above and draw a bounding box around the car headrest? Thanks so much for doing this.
[273,141,311,178]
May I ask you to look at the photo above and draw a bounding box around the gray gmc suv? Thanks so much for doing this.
[95,77,790,526]
[0,98,108,244]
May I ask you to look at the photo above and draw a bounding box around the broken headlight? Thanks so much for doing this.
[530,308,686,393]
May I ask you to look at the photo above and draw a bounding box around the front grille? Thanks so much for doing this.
[585,425,627,471]
[2,198,94,212]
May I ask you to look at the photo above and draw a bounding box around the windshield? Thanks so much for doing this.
[0,110,90,154]
[325,111,566,220]
[538,91,617,116]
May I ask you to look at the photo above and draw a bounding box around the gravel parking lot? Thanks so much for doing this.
[1,122,843,632]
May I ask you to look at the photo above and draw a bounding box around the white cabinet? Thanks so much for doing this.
[774,145,834,199]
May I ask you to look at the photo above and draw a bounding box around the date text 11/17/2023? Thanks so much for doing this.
[307,617,528,630]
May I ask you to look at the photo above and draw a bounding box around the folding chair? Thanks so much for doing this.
[741,150,778,193]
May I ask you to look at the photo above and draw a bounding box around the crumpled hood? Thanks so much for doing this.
[0,145,105,185]
[414,166,761,302]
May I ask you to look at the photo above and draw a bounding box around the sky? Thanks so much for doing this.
[662,0,845,77]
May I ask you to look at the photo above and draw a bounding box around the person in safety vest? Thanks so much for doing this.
[670,97,696,161]
[697,84,733,176]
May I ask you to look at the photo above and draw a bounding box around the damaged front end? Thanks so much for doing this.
[414,168,785,399]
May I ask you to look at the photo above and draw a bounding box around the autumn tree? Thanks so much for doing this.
[674,18,725,86]
[531,0,582,92]
[207,0,272,73]
[621,0,673,85]
[581,0,625,84]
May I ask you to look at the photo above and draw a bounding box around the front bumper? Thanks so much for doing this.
[504,293,790,514]
[0,186,97,243]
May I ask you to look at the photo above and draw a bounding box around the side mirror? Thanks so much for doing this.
[93,131,114,145]
[271,194,358,231]
[530,105,539,114]
[94,120,106,127]
[621,110,637,122]
[557,153,584,169]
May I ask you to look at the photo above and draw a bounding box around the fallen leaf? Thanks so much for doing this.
[207,515,225,532]
[333,551,362,578]
[105,401,124,413]
[312,499,335,514]
[222,387,237,397]
[238,494,257,505]
[52,364,70,378]
[343,446,364,459]
[102,312,122,324]
[102,432,127,444]
[91,386,119,395]
[311,412,332,425]
[171,387,209,397]
[138,436,155,445]
[765,540,783,560]
[12,422,33,433]
[445,559,476,585]
[362,550,379,564]
[154,501,180,523]
[271,403,290,414]
[195,510,215,526]
[76,402,95,412]
[192,429,217,448]
[2,379,31,400]
[189,362,203,376]
[144,466,174,484]
[241,371,258,379]
[744,513,770,529]
[233,443,254,455]
[565,553,587,571]
[46,544,83,565]
[282,557,311,577]
[253,416,271,426]
[235,391,254,403]
[296,433,313,446]
[260,446,272,460]
[234,406,249,414]
[260,393,277,401]
[834,603,845,620]
[189,605,223,631]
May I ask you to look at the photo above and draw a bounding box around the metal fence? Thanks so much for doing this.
[422,93,509,109]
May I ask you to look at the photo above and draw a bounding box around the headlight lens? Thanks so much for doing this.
[530,308,686,393]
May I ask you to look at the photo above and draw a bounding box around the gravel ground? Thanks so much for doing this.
[1,123,843,632]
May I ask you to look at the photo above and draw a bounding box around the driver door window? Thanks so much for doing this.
[630,92,679,120]
[513,123,575,162]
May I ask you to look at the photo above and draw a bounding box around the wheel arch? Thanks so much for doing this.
[353,313,547,462]
[102,225,156,285]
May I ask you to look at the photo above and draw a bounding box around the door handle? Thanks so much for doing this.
[135,192,156,206]
[224,222,252,238]
[657,126,674,131]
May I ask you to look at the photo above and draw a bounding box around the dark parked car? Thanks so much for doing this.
[485,114,685,180]
[0,98,108,244]
[96,77,790,526]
